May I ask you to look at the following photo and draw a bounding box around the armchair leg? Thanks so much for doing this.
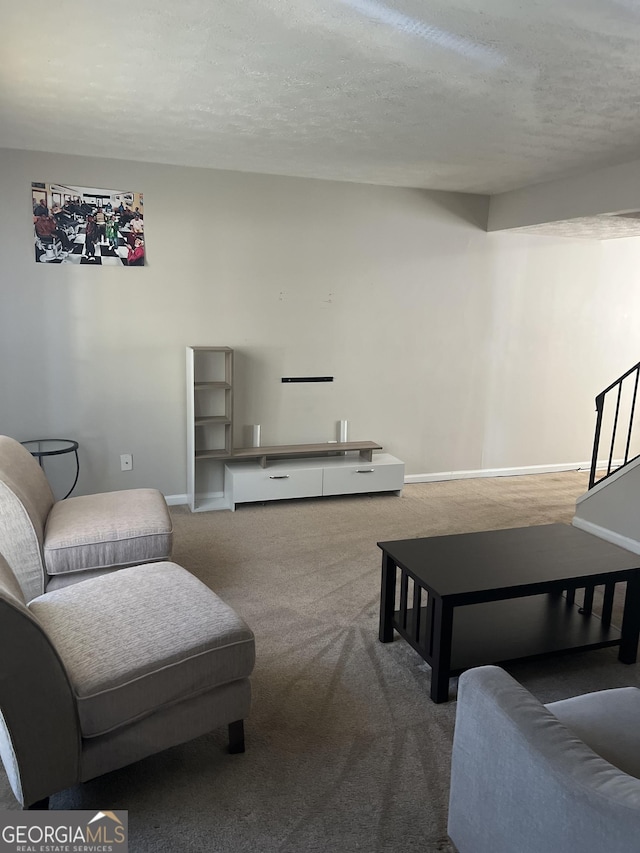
[26,797,49,810]
[228,719,245,754]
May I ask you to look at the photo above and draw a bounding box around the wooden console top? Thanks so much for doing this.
[230,440,383,467]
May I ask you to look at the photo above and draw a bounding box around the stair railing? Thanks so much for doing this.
[589,360,640,489]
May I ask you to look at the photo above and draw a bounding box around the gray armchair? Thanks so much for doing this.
[0,435,172,601]
[448,665,640,853]
[0,552,255,809]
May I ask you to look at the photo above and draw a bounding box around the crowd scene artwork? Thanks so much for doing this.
[32,182,145,266]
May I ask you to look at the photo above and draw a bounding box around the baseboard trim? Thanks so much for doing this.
[168,461,603,498]
[165,493,188,506]
[571,516,640,555]
[405,461,593,484]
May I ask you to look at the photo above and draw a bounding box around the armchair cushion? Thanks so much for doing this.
[44,488,172,576]
[29,562,255,738]
[546,687,640,779]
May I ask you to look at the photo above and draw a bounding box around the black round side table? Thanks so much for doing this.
[21,439,80,499]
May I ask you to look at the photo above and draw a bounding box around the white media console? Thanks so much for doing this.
[187,345,405,511]
[224,451,404,510]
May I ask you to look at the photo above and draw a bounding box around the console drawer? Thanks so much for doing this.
[322,458,404,496]
[226,464,323,504]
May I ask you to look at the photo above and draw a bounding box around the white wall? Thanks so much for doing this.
[2,146,640,500]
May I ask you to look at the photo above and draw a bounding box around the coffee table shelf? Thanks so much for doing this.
[395,593,621,675]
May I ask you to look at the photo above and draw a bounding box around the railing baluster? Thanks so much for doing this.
[608,384,623,476]
[624,367,640,465]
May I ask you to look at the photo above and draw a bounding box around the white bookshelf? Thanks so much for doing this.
[186,346,234,511]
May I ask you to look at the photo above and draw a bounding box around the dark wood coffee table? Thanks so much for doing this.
[378,524,640,702]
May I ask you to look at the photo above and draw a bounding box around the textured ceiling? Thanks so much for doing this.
[513,213,640,240]
[3,0,640,199]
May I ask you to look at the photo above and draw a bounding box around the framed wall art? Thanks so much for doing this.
[32,182,145,266]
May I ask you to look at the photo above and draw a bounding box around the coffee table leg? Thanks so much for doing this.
[379,553,396,643]
[430,598,453,703]
[619,574,640,664]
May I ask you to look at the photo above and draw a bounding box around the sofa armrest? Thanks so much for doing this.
[448,666,640,853]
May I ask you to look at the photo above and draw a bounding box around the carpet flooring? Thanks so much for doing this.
[2,471,639,852]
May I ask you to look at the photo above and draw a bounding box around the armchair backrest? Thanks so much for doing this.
[0,436,55,601]
[449,666,640,853]
[0,553,80,807]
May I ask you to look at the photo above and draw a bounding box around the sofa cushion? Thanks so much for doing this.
[546,687,640,779]
[29,562,255,737]
[43,488,172,576]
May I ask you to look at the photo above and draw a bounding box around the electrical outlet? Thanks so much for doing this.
[120,453,133,471]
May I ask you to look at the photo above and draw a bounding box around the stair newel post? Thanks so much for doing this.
[589,392,605,489]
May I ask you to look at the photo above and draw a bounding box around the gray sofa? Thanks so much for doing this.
[0,435,173,601]
[448,665,640,853]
